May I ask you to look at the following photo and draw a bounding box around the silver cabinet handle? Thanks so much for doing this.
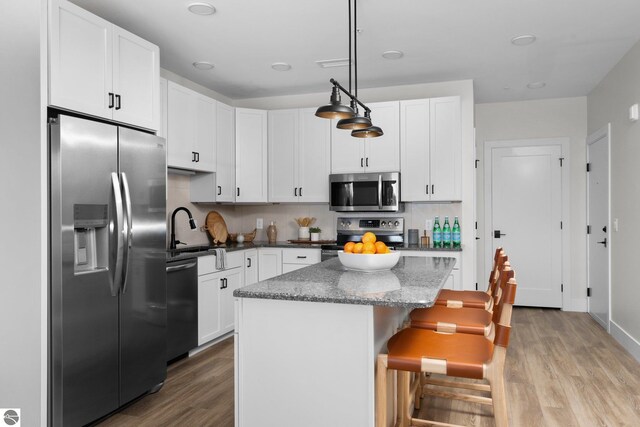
[110,172,124,297]
[120,172,133,294]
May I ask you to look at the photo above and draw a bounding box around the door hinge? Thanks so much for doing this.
[561,284,564,293]
[586,163,591,172]
[560,221,563,230]
[587,225,591,234]
[559,157,565,167]
[587,287,591,297]
[475,221,478,230]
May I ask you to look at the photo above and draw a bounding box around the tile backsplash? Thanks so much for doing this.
[167,173,464,247]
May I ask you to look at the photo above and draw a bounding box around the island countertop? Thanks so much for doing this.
[233,256,456,308]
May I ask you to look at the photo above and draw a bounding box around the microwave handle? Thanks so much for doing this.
[378,174,383,209]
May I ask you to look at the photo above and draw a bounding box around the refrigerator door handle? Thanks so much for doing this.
[111,172,125,297]
[120,172,133,294]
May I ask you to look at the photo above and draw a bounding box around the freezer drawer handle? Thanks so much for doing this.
[166,261,197,272]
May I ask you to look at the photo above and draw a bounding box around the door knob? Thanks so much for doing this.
[597,238,607,248]
[493,230,506,238]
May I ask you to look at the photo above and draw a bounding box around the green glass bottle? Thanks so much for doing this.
[452,216,461,248]
[432,216,442,248]
[442,216,451,247]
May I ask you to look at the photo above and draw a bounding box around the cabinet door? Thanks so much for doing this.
[220,268,243,334]
[299,108,331,202]
[49,0,113,120]
[400,99,430,201]
[158,78,167,139]
[216,102,236,202]
[331,123,365,174]
[167,82,197,170]
[244,250,258,286]
[111,26,159,131]
[192,95,216,172]
[258,248,282,281]
[429,97,462,201]
[364,101,400,173]
[268,110,299,202]
[236,108,268,202]
[198,272,222,345]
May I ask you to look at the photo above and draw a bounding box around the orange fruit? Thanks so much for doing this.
[362,232,377,244]
[362,249,375,254]
[344,242,355,253]
[353,242,364,254]
[375,241,387,254]
[362,242,376,254]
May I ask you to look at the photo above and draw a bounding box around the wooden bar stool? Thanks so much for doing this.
[376,277,518,427]
[433,248,507,311]
[410,265,514,339]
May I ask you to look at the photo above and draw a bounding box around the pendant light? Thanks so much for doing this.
[315,0,383,138]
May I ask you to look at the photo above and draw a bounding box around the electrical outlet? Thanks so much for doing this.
[256,218,264,229]
[425,219,433,232]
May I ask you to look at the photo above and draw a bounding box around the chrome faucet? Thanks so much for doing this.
[170,207,197,249]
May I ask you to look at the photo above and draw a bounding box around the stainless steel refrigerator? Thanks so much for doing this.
[50,114,167,427]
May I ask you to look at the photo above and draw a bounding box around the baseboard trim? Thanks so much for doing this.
[610,320,640,363]
[189,331,234,357]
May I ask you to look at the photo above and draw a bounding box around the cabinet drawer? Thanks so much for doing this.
[198,251,243,276]
[282,248,321,265]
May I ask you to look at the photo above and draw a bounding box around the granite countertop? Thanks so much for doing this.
[167,241,461,261]
[233,256,456,308]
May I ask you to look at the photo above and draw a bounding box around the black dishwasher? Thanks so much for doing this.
[166,258,198,363]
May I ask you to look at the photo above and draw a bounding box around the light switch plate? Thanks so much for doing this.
[256,218,264,229]
[425,219,433,232]
[630,104,639,122]
[613,218,619,232]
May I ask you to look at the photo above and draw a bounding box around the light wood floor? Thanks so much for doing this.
[99,308,640,426]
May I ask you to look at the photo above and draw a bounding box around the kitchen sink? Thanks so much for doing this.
[169,245,214,255]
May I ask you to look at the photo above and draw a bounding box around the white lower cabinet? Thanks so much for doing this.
[244,249,258,285]
[282,248,321,274]
[197,252,244,346]
[400,251,461,290]
[258,248,282,281]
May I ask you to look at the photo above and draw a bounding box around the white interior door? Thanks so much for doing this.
[486,142,563,307]
[587,126,610,330]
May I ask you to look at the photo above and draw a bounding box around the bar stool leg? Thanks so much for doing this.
[397,371,412,427]
[487,347,508,427]
[376,355,388,427]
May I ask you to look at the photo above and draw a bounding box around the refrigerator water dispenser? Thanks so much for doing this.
[73,204,109,273]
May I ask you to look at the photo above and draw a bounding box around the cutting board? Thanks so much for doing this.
[205,211,229,244]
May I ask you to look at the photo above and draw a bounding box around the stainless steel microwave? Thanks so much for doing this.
[329,172,403,212]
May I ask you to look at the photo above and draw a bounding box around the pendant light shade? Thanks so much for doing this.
[336,102,372,129]
[315,85,355,119]
[351,125,384,138]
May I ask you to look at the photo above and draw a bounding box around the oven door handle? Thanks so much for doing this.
[377,174,383,210]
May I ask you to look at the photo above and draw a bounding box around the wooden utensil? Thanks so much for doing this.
[204,211,229,244]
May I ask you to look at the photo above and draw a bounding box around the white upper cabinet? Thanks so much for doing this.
[216,102,236,202]
[236,108,268,202]
[49,0,159,131]
[166,81,216,172]
[331,101,400,174]
[268,108,330,203]
[400,96,461,202]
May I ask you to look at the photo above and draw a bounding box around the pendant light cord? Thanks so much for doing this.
[354,0,358,99]
[348,0,352,95]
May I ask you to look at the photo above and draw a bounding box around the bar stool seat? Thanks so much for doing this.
[435,289,493,310]
[409,305,493,336]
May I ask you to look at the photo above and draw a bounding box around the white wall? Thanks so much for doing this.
[0,1,47,425]
[475,97,588,311]
[588,39,640,359]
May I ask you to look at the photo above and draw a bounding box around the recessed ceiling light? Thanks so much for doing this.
[193,61,214,70]
[382,50,404,60]
[271,62,292,71]
[511,35,537,46]
[315,58,351,68]
[527,81,546,89]
[188,2,216,16]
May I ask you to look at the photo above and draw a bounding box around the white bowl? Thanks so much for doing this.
[337,250,401,272]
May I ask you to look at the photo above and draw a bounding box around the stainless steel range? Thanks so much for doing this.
[321,217,404,261]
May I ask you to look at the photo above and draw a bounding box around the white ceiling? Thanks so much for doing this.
[71,0,640,103]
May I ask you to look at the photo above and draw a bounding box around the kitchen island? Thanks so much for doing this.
[233,256,455,427]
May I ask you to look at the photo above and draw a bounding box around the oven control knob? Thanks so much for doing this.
[394,221,400,227]
[346,221,351,227]
[381,221,386,226]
